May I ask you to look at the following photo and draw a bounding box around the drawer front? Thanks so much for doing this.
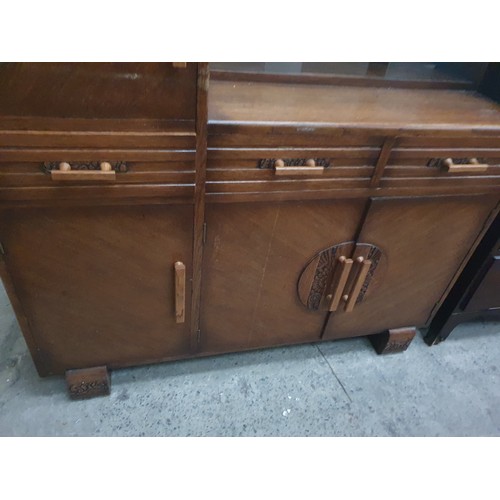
[0,151,196,204]
[383,149,500,187]
[207,147,378,198]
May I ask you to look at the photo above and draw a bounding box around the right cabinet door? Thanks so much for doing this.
[323,196,499,340]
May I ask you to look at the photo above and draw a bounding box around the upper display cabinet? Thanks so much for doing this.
[0,62,199,132]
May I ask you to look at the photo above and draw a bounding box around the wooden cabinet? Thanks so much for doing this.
[0,62,499,397]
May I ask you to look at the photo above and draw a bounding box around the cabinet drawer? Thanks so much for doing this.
[207,147,377,197]
[382,148,500,189]
[0,155,196,204]
[0,160,195,187]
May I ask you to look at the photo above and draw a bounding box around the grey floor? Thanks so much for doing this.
[1,282,499,437]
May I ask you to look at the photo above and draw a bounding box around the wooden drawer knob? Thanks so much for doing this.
[100,161,112,172]
[58,162,71,171]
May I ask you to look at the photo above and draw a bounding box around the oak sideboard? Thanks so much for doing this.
[0,62,499,398]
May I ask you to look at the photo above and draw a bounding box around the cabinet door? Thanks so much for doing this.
[200,199,366,353]
[323,196,499,340]
[0,205,193,375]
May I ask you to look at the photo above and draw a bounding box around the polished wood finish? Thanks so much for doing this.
[211,69,476,91]
[0,63,499,396]
[369,136,396,187]
[369,327,417,355]
[322,196,498,340]
[190,63,209,352]
[200,200,367,352]
[0,205,193,375]
[209,80,500,130]
[0,63,198,131]
[66,366,110,400]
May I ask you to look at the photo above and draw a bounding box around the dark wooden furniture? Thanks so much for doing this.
[0,62,499,398]
[424,213,500,345]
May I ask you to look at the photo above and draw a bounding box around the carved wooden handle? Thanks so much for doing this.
[274,159,325,176]
[344,257,372,312]
[50,162,117,182]
[442,158,489,173]
[174,261,186,324]
[327,256,353,312]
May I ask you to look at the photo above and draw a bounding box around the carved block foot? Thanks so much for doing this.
[369,327,416,355]
[66,366,110,400]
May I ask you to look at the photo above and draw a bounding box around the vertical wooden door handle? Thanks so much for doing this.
[328,256,353,312]
[174,261,186,323]
[344,257,372,312]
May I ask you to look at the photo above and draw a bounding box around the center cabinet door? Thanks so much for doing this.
[200,199,367,353]
[0,205,193,375]
[322,195,499,340]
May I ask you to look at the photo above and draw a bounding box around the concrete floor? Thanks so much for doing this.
[1,282,499,436]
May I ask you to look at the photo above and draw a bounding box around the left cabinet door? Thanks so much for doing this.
[0,205,193,375]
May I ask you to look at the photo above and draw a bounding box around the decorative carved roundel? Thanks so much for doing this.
[297,241,385,312]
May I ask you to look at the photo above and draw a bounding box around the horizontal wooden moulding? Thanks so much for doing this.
[208,133,387,148]
[0,148,196,163]
[380,176,500,189]
[206,178,371,194]
[389,148,500,160]
[204,184,500,203]
[0,130,197,149]
[0,184,196,203]
[206,166,374,182]
[383,165,500,178]
[208,147,381,160]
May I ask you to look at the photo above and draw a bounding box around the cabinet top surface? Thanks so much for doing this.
[208,80,500,133]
